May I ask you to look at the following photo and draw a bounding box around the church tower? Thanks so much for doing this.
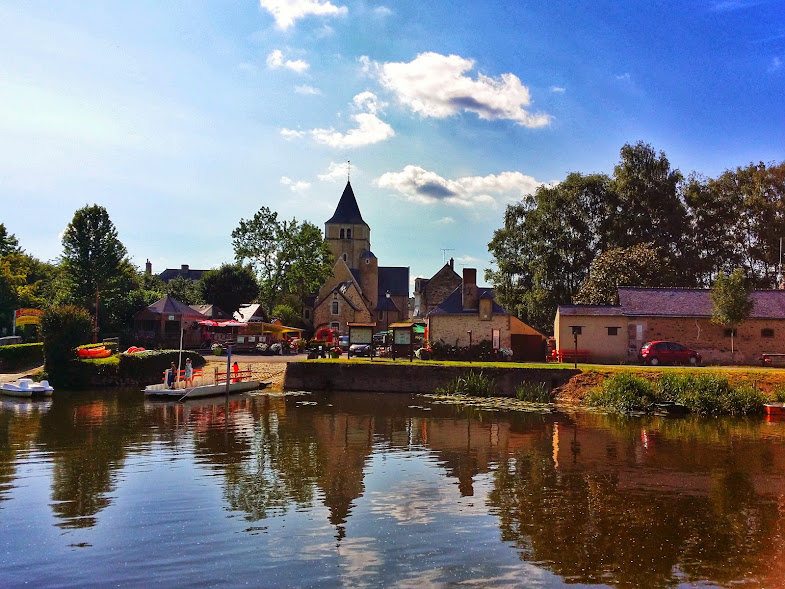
[324,181,371,270]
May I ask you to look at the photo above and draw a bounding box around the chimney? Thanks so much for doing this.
[462,268,478,310]
[145,259,152,274]
[181,264,189,273]
[449,257,454,270]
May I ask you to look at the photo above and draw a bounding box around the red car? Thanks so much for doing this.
[639,341,701,366]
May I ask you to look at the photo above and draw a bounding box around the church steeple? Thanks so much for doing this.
[326,181,368,226]
[325,181,371,270]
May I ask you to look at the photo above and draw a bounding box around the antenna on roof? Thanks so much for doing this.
[440,248,455,264]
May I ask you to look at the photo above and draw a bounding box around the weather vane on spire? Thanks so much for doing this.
[347,160,351,181]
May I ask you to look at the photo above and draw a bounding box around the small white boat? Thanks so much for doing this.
[1,378,54,398]
[143,379,267,399]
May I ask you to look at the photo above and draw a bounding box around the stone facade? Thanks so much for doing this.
[414,260,462,318]
[556,288,785,365]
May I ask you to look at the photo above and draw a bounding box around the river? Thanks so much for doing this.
[1,389,783,588]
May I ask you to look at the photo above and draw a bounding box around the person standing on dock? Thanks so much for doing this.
[167,362,176,389]
[184,358,193,387]
[232,361,239,383]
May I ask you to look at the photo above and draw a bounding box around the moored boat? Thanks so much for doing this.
[764,402,785,416]
[1,378,54,398]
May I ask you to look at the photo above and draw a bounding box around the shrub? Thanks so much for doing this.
[0,342,44,372]
[515,381,551,403]
[771,386,785,403]
[720,384,766,415]
[435,370,496,397]
[585,373,656,412]
[40,305,93,387]
[118,350,206,382]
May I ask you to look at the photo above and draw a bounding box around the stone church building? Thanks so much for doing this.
[308,181,409,335]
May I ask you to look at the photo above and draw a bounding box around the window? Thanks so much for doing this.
[570,326,582,335]
[304,309,310,319]
[607,327,619,336]
[342,253,347,261]
[762,328,774,338]
[346,228,351,239]
[340,228,345,239]
[331,301,339,315]
[331,322,339,331]
[724,328,737,337]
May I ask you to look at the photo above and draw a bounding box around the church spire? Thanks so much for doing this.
[326,180,367,226]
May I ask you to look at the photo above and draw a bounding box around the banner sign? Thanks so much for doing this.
[14,308,43,326]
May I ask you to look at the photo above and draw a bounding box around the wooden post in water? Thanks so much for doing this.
[225,345,232,395]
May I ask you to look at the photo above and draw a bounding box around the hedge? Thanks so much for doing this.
[118,350,206,382]
[0,343,44,373]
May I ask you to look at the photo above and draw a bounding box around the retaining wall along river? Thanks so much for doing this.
[283,361,580,395]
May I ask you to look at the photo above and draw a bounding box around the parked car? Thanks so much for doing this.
[338,336,350,351]
[639,341,701,366]
[349,343,372,357]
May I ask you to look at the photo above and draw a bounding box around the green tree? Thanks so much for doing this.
[611,142,687,256]
[166,275,203,306]
[40,305,93,387]
[573,242,672,305]
[709,269,753,356]
[486,172,615,333]
[271,303,302,328]
[0,253,58,334]
[199,264,259,316]
[61,205,128,340]
[232,207,333,314]
[0,224,21,256]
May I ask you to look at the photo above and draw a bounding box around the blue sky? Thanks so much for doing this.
[2,0,784,288]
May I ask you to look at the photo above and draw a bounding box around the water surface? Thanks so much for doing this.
[1,390,784,588]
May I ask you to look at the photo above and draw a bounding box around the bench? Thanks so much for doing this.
[551,349,590,363]
[761,353,785,367]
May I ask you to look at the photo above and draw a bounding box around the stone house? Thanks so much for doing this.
[555,287,785,365]
[427,268,546,361]
[413,259,462,318]
[310,181,409,334]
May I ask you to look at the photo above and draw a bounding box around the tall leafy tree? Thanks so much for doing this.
[232,207,333,314]
[709,268,753,356]
[61,205,128,339]
[0,253,58,334]
[166,275,203,306]
[199,264,259,316]
[0,224,21,256]
[611,141,688,269]
[487,172,615,333]
[573,242,672,305]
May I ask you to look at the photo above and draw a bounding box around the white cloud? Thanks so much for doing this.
[769,56,782,73]
[371,52,550,128]
[295,84,321,95]
[280,176,311,192]
[377,165,547,207]
[266,49,309,73]
[434,216,455,225]
[616,72,631,81]
[260,0,347,30]
[373,6,393,18]
[280,128,306,139]
[550,86,565,93]
[318,161,352,182]
[285,92,394,149]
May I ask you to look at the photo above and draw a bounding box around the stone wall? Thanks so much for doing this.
[283,361,579,396]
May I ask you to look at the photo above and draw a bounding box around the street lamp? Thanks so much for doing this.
[571,325,581,369]
[384,290,391,353]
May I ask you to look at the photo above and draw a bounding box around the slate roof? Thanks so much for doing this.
[326,181,368,225]
[317,281,361,311]
[235,303,269,323]
[558,305,625,317]
[159,268,206,283]
[429,286,509,316]
[190,304,231,319]
[378,266,409,297]
[146,296,206,319]
[617,287,785,319]
[375,294,400,312]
